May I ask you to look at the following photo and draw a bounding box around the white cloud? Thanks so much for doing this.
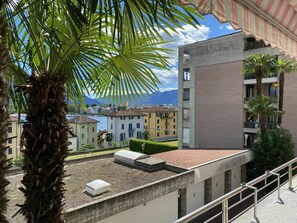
[159,87,178,92]
[218,26,223,30]
[226,24,234,30]
[152,67,178,85]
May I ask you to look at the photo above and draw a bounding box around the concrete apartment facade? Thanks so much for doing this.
[6,116,22,160]
[106,110,146,143]
[141,107,178,141]
[68,116,98,150]
[178,32,297,153]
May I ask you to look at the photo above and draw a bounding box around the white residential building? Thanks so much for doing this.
[107,110,146,143]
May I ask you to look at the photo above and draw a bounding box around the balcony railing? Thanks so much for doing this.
[244,73,277,80]
[175,157,297,223]
[244,121,276,129]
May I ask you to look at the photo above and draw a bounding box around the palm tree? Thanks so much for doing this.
[246,96,281,132]
[244,53,277,96]
[16,1,202,222]
[276,59,297,126]
[0,1,26,221]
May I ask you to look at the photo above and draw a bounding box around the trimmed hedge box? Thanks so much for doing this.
[129,138,177,155]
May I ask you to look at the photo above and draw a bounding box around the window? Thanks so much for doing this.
[111,124,113,129]
[129,123,133,131]
[173,119,176,123]
[120,133,126,141]
[149,113,151,118]
[138,116,140,119]
[137,131,142,139]
[183,128,190,144]
[7,147,12,154]
[183,108,190,119]
[173,125,176,129]
[157,132,160,137]
[173,112,176,116]
[157,120,160,124]
[82,134,84,139]
[183,88,190,101]
[157,126,159,129]
[183,68,190,81]
[92,127,95,132]
[92,138,94,143]
[121,124,124,130]
[8,138,12,144]
[111,117,113,120]
[268,83,277,97]
[165,130,169,135]
[8,126,12,133]
[129,131,134,138]
[145,119,147,123]
[82,125,84,129]
[129,116,133,120]
[120,116,126,120]
[137,123,140,128]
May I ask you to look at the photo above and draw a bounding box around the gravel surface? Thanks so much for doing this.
[6,158,175,222]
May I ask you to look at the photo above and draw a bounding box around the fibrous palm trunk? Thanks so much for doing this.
[0,14,11,223]
[278,71,284,126]
[19,74,69,223]
[255,69,262,96]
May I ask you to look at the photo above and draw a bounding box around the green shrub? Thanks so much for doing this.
[129,138,177,154]
[253,128,294,175]
[14,156,24,167]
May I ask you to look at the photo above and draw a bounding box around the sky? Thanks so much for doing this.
[156,14,237,92]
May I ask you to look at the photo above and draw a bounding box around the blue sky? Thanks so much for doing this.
[156,14,237,92]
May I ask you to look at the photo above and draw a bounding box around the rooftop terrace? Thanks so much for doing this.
[7,158,176,223]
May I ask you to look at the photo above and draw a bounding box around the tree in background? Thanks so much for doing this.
[142,129,150,140]
[253,128,294,175]
[276,59,297,126]
[244,53,277,96]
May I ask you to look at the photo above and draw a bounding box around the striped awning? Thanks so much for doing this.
[179,0,297,58]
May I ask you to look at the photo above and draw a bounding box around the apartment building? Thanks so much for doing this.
[141,107,178,141]
[6,116,22,160]
[68,115,98,150]
[178,32,297,153]
[106,110,146,143]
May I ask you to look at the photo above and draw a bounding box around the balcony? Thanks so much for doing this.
[243,121,276,133]
[244,73,278,85]
[175,157,297,223]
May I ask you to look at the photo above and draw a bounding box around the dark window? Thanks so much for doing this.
[120,133,126,141]
[7,147,12,154]
[183,68,190,81]
[173,119,176,123]
[129,123,133,131]
[157,120,160,124]
[92,127,95,132]
[121,124,124,129]
[138,116,140,119]
[137,131,142,139]
[183,88,190,101]
[157,132,160,137]
[137,123,140,128]
[82,134,84,139]
[92,138,94,143]
[145,119,147,123]
[111,124,113,129]
[82,126,84,129]
[8,126,12,133]
[8,138,12,144]
[111,117,113,120]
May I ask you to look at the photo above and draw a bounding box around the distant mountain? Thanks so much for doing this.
[81,89,178,107]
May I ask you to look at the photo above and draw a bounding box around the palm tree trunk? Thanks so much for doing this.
[19,74,69,223]
[0,14,11,223]
[278,71,284,126]
[256,70,262,96]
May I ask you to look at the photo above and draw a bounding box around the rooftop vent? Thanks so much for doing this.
[85,180,111,196]
[114,150,149,166]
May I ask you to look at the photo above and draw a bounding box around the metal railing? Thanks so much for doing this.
[175,157,297,223]
[244,72,277,80]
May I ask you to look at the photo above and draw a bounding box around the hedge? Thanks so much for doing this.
[129,138,178,154]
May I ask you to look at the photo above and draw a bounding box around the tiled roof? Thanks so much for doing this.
[68,115,99,124]
[107,110,146,117]
[141,107,177,113]
[152,149,245,169]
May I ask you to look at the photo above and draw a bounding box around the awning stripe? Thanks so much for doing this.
[179,0,297,58]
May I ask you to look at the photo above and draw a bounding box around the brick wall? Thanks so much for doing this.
[195,61,244,148]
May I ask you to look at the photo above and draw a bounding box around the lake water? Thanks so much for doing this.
[14,114,108,132]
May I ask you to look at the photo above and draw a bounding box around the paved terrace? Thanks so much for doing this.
[6,158,176,223]
[233,176,297,223]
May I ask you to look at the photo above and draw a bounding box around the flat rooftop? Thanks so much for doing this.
[7,158,176,223]
[152,149,245,169]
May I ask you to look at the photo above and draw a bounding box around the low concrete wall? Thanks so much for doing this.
[65,170,195,223]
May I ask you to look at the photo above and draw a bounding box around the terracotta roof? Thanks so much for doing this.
[9,116,18,122]
[107,110,146,117]
[152,149,245,169]
[141,107,177,113]
[68,115,99,124]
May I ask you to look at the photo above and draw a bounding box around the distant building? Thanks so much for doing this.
[68,116,98,150]
[107,110,146,143]
[141,107,178,141]
[6,116,22,160]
